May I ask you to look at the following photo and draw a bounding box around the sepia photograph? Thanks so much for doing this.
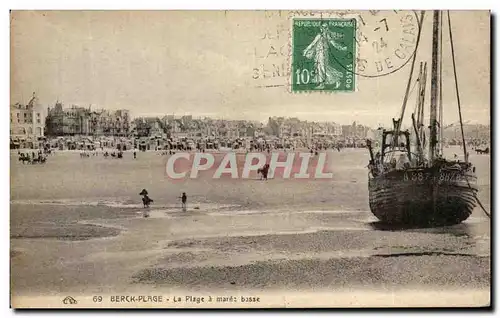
[9,9,491,308]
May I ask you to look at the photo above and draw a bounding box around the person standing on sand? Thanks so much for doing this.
[133,150,137,159]
[139,188,153,218]
[180,192,187,211]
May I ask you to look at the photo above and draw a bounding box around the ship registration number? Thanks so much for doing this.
[403,171,468,183]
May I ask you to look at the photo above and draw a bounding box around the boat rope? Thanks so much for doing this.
[395,10,426,140]
[447,11,489,219]
[447,11,468,162]
[476,195,491,218]
[465,178,491,219]
[410,80,420,114]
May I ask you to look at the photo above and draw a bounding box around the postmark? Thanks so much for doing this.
[348,10,421,77]
[291,18,356,92]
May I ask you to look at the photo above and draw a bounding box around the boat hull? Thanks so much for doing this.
[368,166,478,226]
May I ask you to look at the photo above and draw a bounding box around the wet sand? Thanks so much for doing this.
[10,148,491,306]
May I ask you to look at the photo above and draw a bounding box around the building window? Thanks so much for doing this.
[17,113,19,118]
[24,113,27,117]
[37,113,40,117]
[37,119,41,124]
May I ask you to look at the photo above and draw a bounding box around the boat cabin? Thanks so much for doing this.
[367,127,413,176]
[380,129,412,163]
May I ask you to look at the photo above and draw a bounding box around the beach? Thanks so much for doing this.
[10,147,491,307]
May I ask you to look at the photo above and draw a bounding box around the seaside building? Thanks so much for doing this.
[109,109,131,136]
[10,92,46,148]
[10,92,45,137]
[45,102,130,137]
[130,117,166,138]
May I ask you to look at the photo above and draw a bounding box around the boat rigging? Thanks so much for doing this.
[366,10,480,226]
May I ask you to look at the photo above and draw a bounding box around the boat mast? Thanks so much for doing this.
[420,62,427,145]
[415,62,423,128]
[428,10,441,162]
[416,62,427,147]
[412,63,424,162]
[438,12,444,155]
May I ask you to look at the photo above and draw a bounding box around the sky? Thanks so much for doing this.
[10,10,490,127]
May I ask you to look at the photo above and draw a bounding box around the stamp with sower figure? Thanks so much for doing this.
[290,11,420,92]
[291,18,356,92]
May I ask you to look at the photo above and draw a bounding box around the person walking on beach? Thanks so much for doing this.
[133,150,137,159]
[180,192,187,211]
[139,189,153,209]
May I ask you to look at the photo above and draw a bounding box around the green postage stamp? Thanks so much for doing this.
[292,19,356,92]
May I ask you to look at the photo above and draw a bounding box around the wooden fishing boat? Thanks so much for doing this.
[366,10,478,226]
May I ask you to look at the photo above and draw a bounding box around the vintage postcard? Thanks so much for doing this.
[10,10,491,308]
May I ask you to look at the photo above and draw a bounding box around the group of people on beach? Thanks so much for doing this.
[78,149,138,159]
[18,150,48,164]
[159,150,182,156]
[103,151,124,159]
